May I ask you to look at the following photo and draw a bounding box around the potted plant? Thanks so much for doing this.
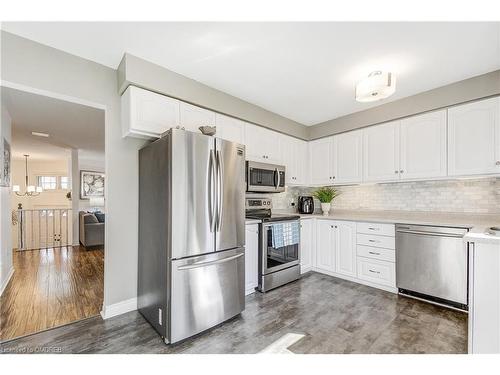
[312,186,339,216]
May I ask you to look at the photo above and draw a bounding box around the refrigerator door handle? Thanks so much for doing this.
[208,149,217,233]
[216,150,224,232]
[177,252,244,270]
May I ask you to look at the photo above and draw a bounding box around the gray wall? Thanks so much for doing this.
[0,103,13,294]
[1,31,148,308]
[118,53,309,140]
[309,70,500,139]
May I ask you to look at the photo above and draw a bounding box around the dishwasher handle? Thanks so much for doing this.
[396,229,465,238]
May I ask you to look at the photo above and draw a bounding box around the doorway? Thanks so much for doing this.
[0,86,105,342]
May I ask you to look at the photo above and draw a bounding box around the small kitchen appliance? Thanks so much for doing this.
[298,196,314,214]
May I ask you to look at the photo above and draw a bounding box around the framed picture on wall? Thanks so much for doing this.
[80,170,105,200]
[0,137,11,187]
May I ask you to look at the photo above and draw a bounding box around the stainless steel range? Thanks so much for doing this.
[245,198,301,292]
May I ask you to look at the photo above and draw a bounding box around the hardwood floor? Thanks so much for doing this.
[0,272,467,353]
[0,246,104,342]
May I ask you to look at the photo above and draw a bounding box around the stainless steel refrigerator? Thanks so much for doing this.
[138,129,246,344]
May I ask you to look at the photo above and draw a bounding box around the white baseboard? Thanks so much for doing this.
[311,267,398,294]
[0,267,14,296]
[100,297,137,320]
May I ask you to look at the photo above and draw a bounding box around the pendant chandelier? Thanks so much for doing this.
[12,154,43,197]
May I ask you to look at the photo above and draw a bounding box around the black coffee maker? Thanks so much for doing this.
[298,196,314,214]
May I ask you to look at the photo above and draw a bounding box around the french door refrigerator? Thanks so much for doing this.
[138,129,246,344]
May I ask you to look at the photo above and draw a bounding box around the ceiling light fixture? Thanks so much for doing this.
[31,131,50,137]
[355,71,396,103]
[12,155,43,197]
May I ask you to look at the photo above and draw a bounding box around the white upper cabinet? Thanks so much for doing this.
[281,136,308,185]
[179,102,216,133]
[363,121,400,182]
[215,114,245,144]
[448,97,500,176]
[244,123,282,164]
[300,219,314,273]
[309,137,334,185]
[315,219,336,273]
[399,110,447,180]
[335,221,357,277]
[121,86,180,139]
[333,130,363,184]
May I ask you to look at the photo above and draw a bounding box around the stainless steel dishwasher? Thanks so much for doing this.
[396,224,469,311]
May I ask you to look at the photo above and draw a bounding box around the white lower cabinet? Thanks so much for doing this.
[300,219,314,273]
[315,219,336,273]
[245,224,259,295]
[468,241,500,353]
[310,218,397,293]
[335,221,357,277]
[315,219,357,278]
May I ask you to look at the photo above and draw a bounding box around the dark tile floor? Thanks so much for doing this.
[0,272,468,354]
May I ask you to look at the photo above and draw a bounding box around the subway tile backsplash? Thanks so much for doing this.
[270,178,500,214]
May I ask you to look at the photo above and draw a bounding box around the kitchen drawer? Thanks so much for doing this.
[357,222,395,237]
[357,233,395,250]
[357,245,395,262]
[357,257,396,287]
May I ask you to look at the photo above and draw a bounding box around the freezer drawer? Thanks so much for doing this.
[396,224,468,306]
[170,248,245,343]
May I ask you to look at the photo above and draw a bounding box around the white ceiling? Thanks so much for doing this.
[2,22,500,125]
[2,86,105,161]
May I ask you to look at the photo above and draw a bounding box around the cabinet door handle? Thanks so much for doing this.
[496,161,500,166]
[368,251,381,255]
[368,227,380,231]
[368,269,381,274]
[400,170,404,173]
[394,170,399,174]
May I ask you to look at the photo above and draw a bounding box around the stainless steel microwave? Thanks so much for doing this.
[246,161,285,193]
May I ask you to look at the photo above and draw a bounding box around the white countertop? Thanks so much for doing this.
[275,209,500,245]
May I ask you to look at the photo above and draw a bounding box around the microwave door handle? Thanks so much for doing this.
[274,168,278,189]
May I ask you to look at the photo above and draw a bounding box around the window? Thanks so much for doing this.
[37,176,57,190]
[60,176,69,190]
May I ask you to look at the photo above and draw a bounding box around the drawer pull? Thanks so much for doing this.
[368,239,379,243]
[368,227,380,231]
[368,251,380,255]
[368,269,380,274]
